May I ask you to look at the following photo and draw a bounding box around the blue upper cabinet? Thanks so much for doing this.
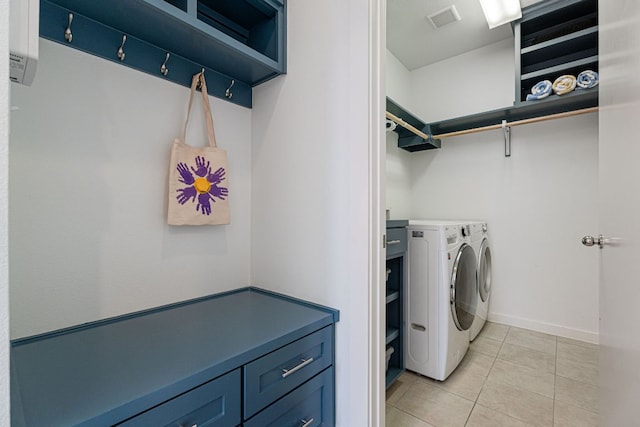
[40,0,287,108]
[515,0,597,107]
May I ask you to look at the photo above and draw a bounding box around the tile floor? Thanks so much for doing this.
[386,322,599,427]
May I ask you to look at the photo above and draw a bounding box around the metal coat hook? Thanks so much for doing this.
[197,68,205,90]
[502,120,511,157]
[64,13,73,43]
[225,79,235,99]
[160,53,170,76]
[117,35,127,61]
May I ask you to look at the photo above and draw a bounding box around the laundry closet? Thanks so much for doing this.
[386,0,599,343]
[385,0,599,389]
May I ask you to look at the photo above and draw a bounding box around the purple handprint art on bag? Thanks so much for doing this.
[176,157,228,216]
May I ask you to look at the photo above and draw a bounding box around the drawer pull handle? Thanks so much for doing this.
[301,418,315,427]
[282,357,314,378]
[387,240,401,245]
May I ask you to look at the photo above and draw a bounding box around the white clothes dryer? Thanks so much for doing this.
[406,220,478,381]
[468,221,492,341]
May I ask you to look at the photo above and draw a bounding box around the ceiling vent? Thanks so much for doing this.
[426,5,462,29]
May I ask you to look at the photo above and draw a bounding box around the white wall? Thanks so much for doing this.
[386,50,413,110]
[9,40,253,338]
[386,39,599,341]
[385,50,413,220]
[1,0,10,423]
[385,131,412,219]
[251,0,373,425]
[410,38,515,123]
[409,115,599,341]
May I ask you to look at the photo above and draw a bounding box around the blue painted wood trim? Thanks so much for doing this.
[248,287,341,322]
[40,0,253,108]
[11,286,339,347]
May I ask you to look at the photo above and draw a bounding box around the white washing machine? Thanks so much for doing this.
[468,221,492,341]
[406,220,478,381]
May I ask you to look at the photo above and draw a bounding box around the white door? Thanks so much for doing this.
[595,1,640,424]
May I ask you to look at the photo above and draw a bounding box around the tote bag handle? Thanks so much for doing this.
[182,72,217,148]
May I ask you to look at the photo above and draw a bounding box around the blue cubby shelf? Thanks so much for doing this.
[40,0,287,108]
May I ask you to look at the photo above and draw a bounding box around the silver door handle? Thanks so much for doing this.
[582,234,609,248]
[387,240,401,245]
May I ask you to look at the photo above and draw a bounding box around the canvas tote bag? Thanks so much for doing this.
[167,72,230,225]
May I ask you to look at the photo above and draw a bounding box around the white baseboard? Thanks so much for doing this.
[488,312,599,345]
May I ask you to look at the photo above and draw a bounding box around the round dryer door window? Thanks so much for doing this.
[479,240,492,303]
[450,243,478,331]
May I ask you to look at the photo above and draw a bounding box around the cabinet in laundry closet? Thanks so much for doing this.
[385,220,408,388]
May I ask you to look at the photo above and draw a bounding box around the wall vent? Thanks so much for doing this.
[427,5,462,29]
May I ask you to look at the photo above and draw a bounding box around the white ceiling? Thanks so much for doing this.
[387,0,544,70]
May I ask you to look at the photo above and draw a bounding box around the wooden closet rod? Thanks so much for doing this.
[386,111,431,140]
[432,106,599,139]
[386,106,598,141]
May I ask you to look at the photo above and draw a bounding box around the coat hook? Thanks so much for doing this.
[160,53,170,76]
[64,12,73,43]
[197,68,205,90]
[117,35,127,61]
[225,79,235,99]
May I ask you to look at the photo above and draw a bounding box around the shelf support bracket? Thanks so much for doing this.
[502,120,511,157]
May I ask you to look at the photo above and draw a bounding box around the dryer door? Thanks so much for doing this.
[479,239,492,303]
[450,243,478,331]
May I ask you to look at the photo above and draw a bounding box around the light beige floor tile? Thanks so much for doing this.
[477,381,554,427]
[456,350,495,378]
[386,405,435,427]
[555,376,599,413]
[479,322,510,342]
[557,341,598,366]
[505,327,557,355]
[470,335,503,358]
[387,371,420,405]
[486,359,555,398]
[466,404,535,427]
[497,342,556,374]
[556,357,598,386]
[553,401,599,427]
[557,336,598,350]
[396,380,474,427]
[421,363,486,401]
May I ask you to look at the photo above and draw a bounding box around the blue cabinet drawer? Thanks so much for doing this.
[244,326,334,418]
[244,368,335,427]
[386,227,407,257]
[117,369,241,427]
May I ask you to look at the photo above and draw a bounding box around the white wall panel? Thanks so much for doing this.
[9,40,252,338]
[251,0,372,424]
[409,38,515,123]
[385,49,413,220]
[0,0,10,421]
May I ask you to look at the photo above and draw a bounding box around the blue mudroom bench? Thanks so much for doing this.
[11,287,339,426]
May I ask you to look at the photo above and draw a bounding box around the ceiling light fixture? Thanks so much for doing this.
[478,0,522,29]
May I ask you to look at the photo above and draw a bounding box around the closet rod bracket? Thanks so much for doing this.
[502,120,511,157]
